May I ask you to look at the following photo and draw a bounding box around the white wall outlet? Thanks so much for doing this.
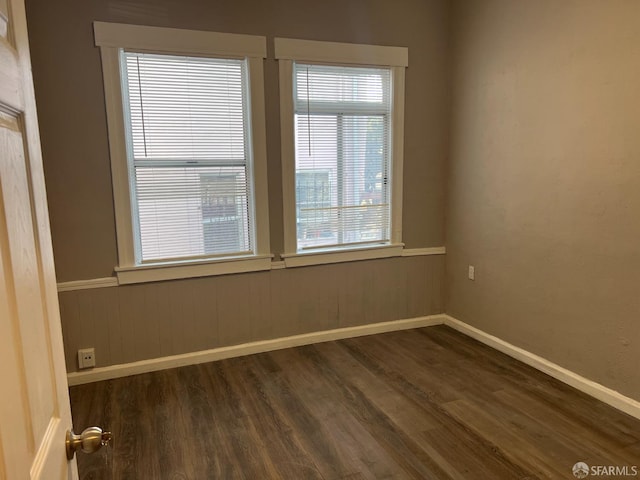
[468,265,475,281]
[78,348,96,369]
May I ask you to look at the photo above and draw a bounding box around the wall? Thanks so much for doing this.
[447,0,640,400]
[25,0,450,371]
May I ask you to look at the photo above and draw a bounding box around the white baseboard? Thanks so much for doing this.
[443,315,640,421]
[67,314,446,386]
[67,312,640,421]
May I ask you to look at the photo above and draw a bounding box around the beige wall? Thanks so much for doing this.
[25,0,450,282]
[447,0,640,400]
[24,0,450,371]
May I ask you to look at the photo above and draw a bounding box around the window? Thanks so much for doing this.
[95,23,270,283]
[123,53,251,262]
[276,38,408,267]
[294,64,391,250]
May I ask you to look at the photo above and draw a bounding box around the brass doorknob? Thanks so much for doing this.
[66,427,113,460]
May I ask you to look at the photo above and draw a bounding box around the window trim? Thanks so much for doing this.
[275,38,407,266]
[95,22,270,283]
[281,244,404,268]
[114,254,273,285]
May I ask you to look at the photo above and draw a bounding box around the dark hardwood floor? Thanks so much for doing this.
[70,326,640,479]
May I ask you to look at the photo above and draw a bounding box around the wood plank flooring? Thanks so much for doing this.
[69,326,640,479]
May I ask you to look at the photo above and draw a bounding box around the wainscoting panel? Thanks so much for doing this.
[58,255,445,372]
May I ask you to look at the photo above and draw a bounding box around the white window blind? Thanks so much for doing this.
[121,51,253,263]
[293,63,392,251]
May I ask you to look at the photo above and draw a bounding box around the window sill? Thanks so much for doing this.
[281,243,404,268]
[115,254,272,285]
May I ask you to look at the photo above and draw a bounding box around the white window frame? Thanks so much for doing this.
[95,22,271,284]
[275,38,407,268]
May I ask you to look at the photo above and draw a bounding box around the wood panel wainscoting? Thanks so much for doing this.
[59,255,444,373]
[70,326,640,479]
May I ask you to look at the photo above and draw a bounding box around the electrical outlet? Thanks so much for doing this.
[78,348,96,369]
[468,265,475,281]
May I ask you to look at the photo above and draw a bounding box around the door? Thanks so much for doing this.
[0,0,77,478]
